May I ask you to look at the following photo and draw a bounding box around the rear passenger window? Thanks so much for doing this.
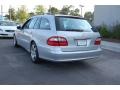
[40,18,50,30]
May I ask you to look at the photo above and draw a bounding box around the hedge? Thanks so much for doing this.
[97,24,120,40]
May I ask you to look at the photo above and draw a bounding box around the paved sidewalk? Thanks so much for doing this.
[102,41,120,53]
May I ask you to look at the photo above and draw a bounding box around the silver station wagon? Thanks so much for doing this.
[14,14,102,63]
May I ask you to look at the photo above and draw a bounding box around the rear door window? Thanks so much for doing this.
[40,18,51,30]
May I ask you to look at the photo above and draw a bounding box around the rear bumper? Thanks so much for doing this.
[38,47,102,62]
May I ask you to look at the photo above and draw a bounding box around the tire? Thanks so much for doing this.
[13,35,19,47]
[30,42,40,64]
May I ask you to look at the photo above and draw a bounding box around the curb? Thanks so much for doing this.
[101,41,120,53]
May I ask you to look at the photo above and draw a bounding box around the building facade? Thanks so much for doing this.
[93,5,120,27]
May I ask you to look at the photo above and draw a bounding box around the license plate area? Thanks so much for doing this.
[76,39,87,46]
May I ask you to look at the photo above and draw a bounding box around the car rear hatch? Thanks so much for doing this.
[55,16,101,52]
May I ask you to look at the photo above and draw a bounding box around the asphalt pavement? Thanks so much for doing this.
[0,39,120,85]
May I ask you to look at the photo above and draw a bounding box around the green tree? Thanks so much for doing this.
[5,8,16,21]
[28,12,35,18]
[4,14,9,20]
[48,7,59,14]
[84,12,93,23]
[34,5,45,15]
[16,5,28,23]
[70,8,80,16]
[60,5,73,15]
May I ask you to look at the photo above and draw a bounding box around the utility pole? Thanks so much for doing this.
[79,5,84,17]
[49,5,51,14]
[1,5,3,16]
[9,5,12,20]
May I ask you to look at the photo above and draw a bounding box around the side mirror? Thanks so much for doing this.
[17,25,22,30]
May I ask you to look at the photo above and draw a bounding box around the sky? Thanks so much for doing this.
[0,0,120,15]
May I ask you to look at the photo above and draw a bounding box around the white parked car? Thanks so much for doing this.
[0,20,17,37]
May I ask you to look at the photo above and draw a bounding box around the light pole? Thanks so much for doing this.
[79,5,84,17]
[1,5,3,16]
[49,5,51,14]
[9,5,12,20]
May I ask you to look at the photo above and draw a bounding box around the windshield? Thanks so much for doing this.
[0,21,17,26]
[55,16,92,32]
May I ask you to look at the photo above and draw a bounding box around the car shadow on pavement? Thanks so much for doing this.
[37,59,95,71]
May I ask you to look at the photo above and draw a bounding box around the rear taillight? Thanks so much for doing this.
[47,36,68,46]
[94,38,101,45]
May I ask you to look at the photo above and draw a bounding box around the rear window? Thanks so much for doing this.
[55,16,92,32]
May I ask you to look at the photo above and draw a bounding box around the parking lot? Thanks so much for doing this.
[0,39,120,85]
